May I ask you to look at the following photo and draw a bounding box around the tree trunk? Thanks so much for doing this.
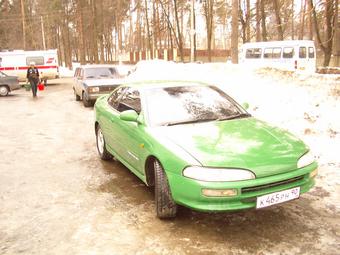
[91,0,99,64]
[334,0,340,66]
[298,0,306,40]
[246,0,250,42]
[173,0,184,62]
[256,0,261,41]
[309,0,334,66]
[273,0,284,40]
[231,0,239,64]
[99,1,105,63]
[77,0,86,64]
[203,0,214,62]
[20,0,26,50]
[144,0,152,56]
[260,0,267,41]
[291,0,294,39]
[306,0,313,40]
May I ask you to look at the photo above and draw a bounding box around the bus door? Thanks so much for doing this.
[297,46,308,71]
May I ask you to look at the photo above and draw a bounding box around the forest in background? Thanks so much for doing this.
[0,0,339,68]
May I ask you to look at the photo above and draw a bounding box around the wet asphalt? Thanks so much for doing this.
[0,78,339,255]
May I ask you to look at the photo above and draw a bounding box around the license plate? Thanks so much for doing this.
[256,187,300,209]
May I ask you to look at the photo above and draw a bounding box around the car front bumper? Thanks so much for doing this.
[87,92,111,100]
[86,86,119,100]
[167,162,317,212]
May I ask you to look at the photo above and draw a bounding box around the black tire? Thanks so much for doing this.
[0,85,9,96]
[82,91,92,107]
[154,160,177,219]
[74,88,80,101]
[96,125,112,160]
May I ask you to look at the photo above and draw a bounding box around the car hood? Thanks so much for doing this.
[156,118,307,178]
[83,78,123,86]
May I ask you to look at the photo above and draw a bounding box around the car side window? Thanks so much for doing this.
[74,68,79,77]
[117,88,141,114]
[108,87,126,110]
[79,69,84,79]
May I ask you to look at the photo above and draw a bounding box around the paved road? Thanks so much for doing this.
[0,78,339,255]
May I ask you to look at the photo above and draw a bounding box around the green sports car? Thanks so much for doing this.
[94,81,317,219]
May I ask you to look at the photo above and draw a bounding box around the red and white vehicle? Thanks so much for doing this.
[0,49,59,82]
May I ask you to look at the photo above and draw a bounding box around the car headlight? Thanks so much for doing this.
[297,151,315,169]
[183,167,255,182]
[89,86,99,93]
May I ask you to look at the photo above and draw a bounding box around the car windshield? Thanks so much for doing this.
[84,67,118,79]
[144,85,250,126]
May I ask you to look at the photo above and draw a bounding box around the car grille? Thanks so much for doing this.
[241,175,304,193]
[99,85,119,92]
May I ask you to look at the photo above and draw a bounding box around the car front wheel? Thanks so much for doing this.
[154,160,177,219]
[96,125,112,160]
[74,88,80,101]
[82,91,92,107]
[0,85,9,96]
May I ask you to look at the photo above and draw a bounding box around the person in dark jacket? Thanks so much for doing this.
[26,62,40,97]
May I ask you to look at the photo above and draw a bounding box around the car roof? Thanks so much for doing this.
[121,80,211,90]
[78,64,119,69]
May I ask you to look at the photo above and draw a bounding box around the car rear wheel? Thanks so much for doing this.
[82,91,92,107]
[96,125,112,160]
[74,88,80,101]
[154,160,177,219]
[0,85,9,96]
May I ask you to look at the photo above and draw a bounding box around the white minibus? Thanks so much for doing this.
[240,40,316,73]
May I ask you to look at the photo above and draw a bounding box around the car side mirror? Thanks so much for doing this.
[242,102,250,110]
[120,110,139,122]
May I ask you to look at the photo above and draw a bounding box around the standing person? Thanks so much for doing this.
[26,62,40,97]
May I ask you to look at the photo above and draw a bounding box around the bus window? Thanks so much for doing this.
[299,47,306,58]
[26,56,44,65]
[245,48,262,59]
[283,47,294,58]
[264,48,273,58]
[308,47,315,58]
[272,48,282,58]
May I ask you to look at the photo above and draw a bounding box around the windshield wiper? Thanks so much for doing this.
[218,113,251,121]
[164,118,219,126]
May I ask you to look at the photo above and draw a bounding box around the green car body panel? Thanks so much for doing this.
[94,81,317,212]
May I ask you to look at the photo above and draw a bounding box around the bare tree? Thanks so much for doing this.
[260,0,267,41]
[273,0,284,40]
[333,0,339,65]
[298,0,306,40]
[256,0,261,41]
[231,0,239,63]
[202,0,214,62]
[309,0,336,66]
